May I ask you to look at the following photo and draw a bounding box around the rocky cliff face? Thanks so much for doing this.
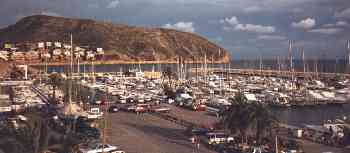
[0,15,229,62]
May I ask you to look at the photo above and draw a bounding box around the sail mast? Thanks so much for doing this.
[69,33,73,106]
[301,47,305,73]
[347,40,350,73]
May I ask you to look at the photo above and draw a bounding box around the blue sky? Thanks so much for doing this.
[1,0,350,59]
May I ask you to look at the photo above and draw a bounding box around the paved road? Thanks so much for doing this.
[106,112,216,153]
[297,139,350,153]
[165,104,218,128]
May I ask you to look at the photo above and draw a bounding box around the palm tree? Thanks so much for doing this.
[48,72,62,103]
[221,94,277,145]
[248,102,276,145]
[162,66,175,88]
[221,94,251,143]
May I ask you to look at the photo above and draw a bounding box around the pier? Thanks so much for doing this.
[190,68,350,79]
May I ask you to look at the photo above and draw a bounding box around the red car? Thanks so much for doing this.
[192,103,206,111]
[135,104,150,113]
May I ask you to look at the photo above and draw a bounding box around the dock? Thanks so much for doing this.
[190,68,350,79]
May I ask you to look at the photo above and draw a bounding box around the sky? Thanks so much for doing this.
[1,0,350,59]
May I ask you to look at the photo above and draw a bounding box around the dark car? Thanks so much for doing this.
[76,119,100,139]
[108,106,119,113]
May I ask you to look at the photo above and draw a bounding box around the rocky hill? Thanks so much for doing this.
[0,15,229,62]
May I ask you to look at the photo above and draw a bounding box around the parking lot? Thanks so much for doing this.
[106,111,216,153]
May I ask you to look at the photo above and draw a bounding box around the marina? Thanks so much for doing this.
[1,2,350,152]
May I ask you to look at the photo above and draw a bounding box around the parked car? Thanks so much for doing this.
[202,132,234,145]
[110,150,126,153]
[150,106,171,113]
[79,143,117,153]
[108,106,119,113]
[135,104,151,113]
[76,119,100,139]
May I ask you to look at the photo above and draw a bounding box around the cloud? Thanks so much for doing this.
[336,21,348,27]
[322,23,334,28]
[292,18,316,29]
[321,21,348,29]
[15,11,61,20]
[291,8,304,13]
[309,28,342,34]
[221,16,275,33]
[162,22,195,33]
[243,6,262,13]
[107,0,120,8]
[220,16,238,25]
[257,35,286,41]
[40,11,61,17]
[335,8,350,18]
[234,24,275,33]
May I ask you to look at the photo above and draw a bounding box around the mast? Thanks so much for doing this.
[77,53,80,77]
[69,34,73,107]
[300,47,305,73]
[219,49,223,95]
[204,53,207,85]
[102,78,109,153]
[275,136,278,153]
[288,40,293,72]
[92,58,95,83]
[259,55,263,74]
[277,56,281,73]
[177,56,180,81]
[347,40,350,74]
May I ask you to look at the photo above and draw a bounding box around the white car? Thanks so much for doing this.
[110,150,126,153]
[79,143,117,153]
[203,132,234,145]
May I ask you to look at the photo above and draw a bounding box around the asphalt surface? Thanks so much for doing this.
[298,139,350,153]
[164,104,218,128]
[106,111,216,153]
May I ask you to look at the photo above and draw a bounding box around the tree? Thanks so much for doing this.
[221,94,251,143]
[163,66,174,80]
[48,72,62,103]
[9,64,24,80]
[221,94,277,145]
[162,66,176,88]
[249,102,276,144]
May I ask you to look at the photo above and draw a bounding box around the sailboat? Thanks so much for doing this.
[60,34,84,117]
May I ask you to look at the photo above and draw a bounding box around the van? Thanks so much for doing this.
[203,132,234,145]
